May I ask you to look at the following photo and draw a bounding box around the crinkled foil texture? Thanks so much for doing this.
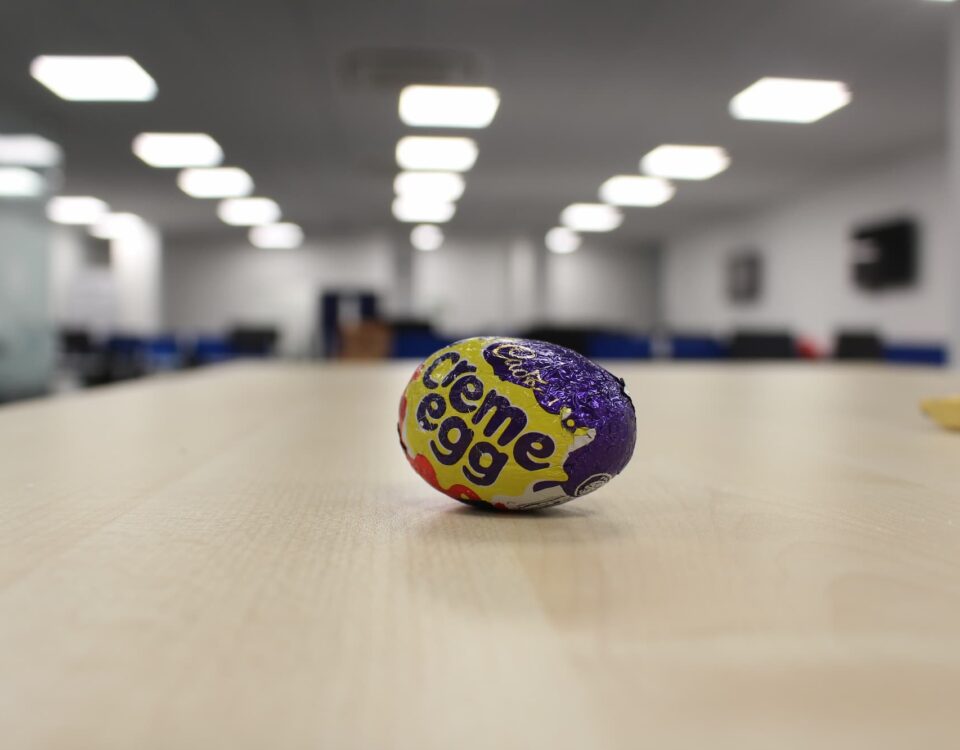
[483,339,636,498]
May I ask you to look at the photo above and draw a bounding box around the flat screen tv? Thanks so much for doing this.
[851,218,918,291]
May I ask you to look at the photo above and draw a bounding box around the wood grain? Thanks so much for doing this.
[1,362,958,749]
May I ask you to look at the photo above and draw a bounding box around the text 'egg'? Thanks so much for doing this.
[398,337,637,511]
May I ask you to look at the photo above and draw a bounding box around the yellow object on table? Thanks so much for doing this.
[921,395,960,430]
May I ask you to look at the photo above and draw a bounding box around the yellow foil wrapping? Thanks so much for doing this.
[921,395,960,431]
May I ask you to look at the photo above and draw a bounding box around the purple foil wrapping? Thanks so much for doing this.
[482,339,636,499]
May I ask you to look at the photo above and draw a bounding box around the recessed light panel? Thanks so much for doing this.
[599,175,675,207]
[0,167,45,197]
[249,223,304,249]
[217,198,281,226]
[0,135,62,167]
[410,224,444,251]
[641,145,730,181]
[89,213,146,240]
[394,171,465,203]
[545,227,581,254]
[31,56,157,101]
[399,85,500,128]
[47,196,109,225]
[133,133,223,168]
[560,203,622,232]
[730,77,851,123]
[392,197,456,223]
[178,167,253,198]
[396,136,478,172]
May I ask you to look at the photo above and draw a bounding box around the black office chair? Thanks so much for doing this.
[228,327,279,357]
[60,329,94,357]
[728,330,797,360]
[834,330,884,361]
[59,328,112,386]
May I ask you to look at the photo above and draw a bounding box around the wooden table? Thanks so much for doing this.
[1,362,958,749]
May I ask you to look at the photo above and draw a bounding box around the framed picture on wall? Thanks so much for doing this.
[727,250,762,304]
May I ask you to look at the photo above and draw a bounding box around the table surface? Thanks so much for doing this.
[1,362,958,749]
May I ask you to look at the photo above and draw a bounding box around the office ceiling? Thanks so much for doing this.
[0,0,949,245]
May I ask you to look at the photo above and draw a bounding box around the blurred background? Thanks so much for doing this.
[2,0,959,401]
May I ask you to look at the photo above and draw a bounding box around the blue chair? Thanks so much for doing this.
[144,336,184,372]
[669,336,728,360]
[586,332,652,359]
[104,335,147,381]
[105,334,145,356]
[192,336,235,366]
[884,343,948,367]
[391,329,454,359]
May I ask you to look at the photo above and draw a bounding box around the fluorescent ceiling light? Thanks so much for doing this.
[0,167,45,197]
[217,197,281,226]
[730,77,851,123]
[396,136,478,172]
[545,227,581,254]
[30,56,157,101]
[0,135,62,167]
[392,197,456,223]
[178,167,253,198]
[89,213,145,240]
[399,85,500,128]
[410,224,444,251]
[560,203,622,232]
[249,222,304,249]
[133,133,223,168]
[47,196,109,224]
[641,145,730,181]
[394,171,465,202]
[599,175,675,207]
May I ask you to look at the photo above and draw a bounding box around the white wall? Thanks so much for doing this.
[164,235,399,355]
[413,236,657,336]
[50,222,164,335]
[113,222,162,333]
[544,240,657,333]
[164,234,659,353]
[411,238,540,336]
[662,148,952,351]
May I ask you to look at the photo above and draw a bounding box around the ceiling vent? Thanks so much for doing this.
[339,48,481,91]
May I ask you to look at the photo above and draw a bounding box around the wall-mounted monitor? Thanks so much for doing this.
[850,218,918,291]
[727,250,762,304]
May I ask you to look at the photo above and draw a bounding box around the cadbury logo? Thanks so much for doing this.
[416,351,557,487]
[488,342,560,408]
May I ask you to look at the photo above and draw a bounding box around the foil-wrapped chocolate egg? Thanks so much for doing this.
[397,337,636,510]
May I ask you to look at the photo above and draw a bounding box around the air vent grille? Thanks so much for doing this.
[339,48,481,90]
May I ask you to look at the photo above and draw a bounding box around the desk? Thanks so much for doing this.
[1,363,958,749]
